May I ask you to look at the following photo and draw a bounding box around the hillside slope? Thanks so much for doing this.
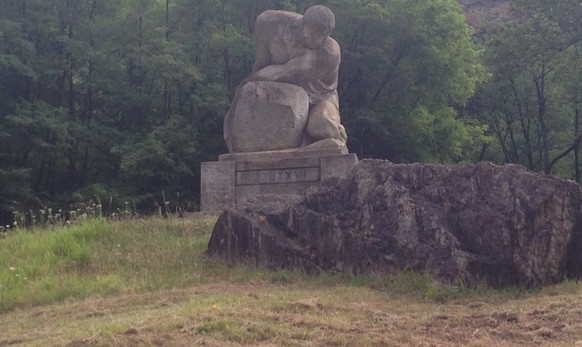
[458,0,511,29]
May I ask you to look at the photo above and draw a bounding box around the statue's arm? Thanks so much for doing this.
[252,42,339,84]
[251,12,274,73]
[252,41,271,73]
[252,51,316,83]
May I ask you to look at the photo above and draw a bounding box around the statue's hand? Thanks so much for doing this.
[239,74,261,86]
[234,76,256,90]
[247,67,279,83]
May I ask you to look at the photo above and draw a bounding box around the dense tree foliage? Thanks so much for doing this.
[0,0,578,219]
[331,0,488,162]
[471,0,582,177]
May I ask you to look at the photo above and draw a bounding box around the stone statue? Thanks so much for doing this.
[224,5,347,153]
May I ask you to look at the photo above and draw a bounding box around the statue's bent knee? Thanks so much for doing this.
[306,101,346,143]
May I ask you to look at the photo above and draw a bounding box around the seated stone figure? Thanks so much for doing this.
[224,5,347,153]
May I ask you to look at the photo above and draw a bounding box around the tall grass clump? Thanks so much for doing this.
[0,215,218,312]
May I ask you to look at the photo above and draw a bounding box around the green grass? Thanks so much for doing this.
[0,215,576,314]
[0,216,220,312]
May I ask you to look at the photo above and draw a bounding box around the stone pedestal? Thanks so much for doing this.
[200,148,358,213]
[200,161,235,213]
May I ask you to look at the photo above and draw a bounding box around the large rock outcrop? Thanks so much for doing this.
[207,160,582,288]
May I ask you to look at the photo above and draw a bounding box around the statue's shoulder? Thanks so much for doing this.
[255,10,298,28]
[319,37,341,57]
[324,37,340,52]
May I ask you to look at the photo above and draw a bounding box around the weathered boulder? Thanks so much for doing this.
[229,81,309,153]
[207,160,582,288]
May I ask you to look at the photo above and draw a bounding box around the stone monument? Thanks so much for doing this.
[201,5,357,212]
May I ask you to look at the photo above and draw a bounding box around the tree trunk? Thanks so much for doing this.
[368,55,404,109]
[65,0,78,189]
[35,150,47,192]
[533,64,549,173]
[165,0,170,41]
[509,80,534,169]
[164,80,171,120]
[575,108,580,182]
[488,112,512,162]
[223,47,231,93]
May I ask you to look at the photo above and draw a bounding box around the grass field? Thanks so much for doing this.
[1,216,582,346]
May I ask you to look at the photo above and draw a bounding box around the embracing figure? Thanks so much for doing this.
[224,5,347,153]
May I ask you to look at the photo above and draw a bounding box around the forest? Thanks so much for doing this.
[0,0,580,221]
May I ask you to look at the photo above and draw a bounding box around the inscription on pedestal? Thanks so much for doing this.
[237,167,319,186]
[200,150,358,212]
[236,182,319,205]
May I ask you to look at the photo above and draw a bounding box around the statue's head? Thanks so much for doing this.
[301,5,335,49]
[303,6,335,36]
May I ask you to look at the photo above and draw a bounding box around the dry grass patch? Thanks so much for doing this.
[3,282,582,346]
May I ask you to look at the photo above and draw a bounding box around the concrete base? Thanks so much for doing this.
[201,148,358,213]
